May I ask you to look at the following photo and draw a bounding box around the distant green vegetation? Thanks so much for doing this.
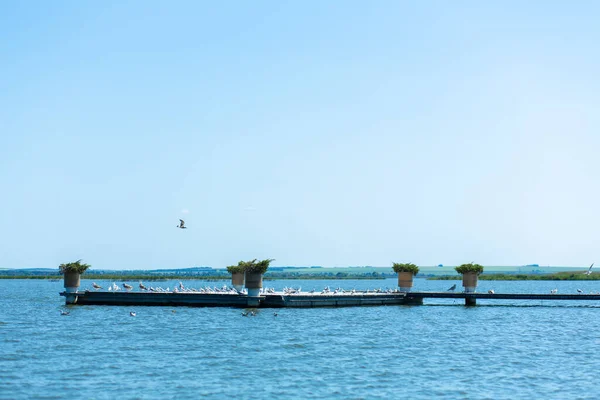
[430,272,600,281]
[0,273,386,281]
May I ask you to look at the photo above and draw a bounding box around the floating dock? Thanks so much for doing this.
[60,290,600,307]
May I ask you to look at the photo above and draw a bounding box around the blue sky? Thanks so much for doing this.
[1,1,599,270]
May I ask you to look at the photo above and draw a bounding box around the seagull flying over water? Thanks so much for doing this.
[447,284,457,292]
[177,219,187,229]
[585,263,595,276]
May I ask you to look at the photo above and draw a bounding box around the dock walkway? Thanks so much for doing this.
[60,290,600,307]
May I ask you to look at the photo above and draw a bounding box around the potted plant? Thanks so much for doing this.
[59,259,91,293]
[392,262,419,292]
[243,258,274,296]
[455,262,484,293]
[226,263,245,291]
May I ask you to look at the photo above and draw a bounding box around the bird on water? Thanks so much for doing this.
[488,289,495,294]
[447,284,457,292]
[60,310,70,315]
[177,219,187,229]
[550,289,558,294]
[92,282,102,290]
[130,312,136,317]
[577,289,583,293]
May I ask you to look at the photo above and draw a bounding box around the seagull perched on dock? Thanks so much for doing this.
[447,284,457,292]
[139,282,147,290]
[550,289,558,294]
[488,289,495,294]
[577,289,583,293]
[585,263,595,275]
[177,219,187,229]
[92,282,102,290]
[122,283,133,290]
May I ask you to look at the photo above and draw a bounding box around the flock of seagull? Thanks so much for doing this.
[86,281,600,296]
[91,281,248,294]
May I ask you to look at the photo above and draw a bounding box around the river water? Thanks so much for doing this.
[1,278,599,399]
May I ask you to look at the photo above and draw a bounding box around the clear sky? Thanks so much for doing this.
[1,1,599,270]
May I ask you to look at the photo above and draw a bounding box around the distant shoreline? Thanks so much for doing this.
[1,272,599,281]
[428,272,600,281]
[0,274,387,281]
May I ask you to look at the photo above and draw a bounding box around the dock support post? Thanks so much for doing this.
[63,272,80,304]
[403,296,423,305]
[465,296,476,306]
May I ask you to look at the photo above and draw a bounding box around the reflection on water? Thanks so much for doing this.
[1,278,599,399]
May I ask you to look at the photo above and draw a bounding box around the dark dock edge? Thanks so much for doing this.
[60,290,600,308]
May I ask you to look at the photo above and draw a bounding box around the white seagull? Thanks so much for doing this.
[130,311,136,317]
[585,263,595,276]
[488,289,495,294]
[447,284,457,292]
[92,282,102,290]
[577,289,583,293]
[60,310,70,315]
[550,289,558,294]
[177,219,187,229]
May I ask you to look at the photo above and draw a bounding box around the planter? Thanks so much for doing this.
[245,271,263,297]
[398,272,414,292]
[462,272,479,293]
[63,271,81,293]
[231,272,245,291]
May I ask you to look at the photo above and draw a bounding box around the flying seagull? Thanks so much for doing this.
[177,219,187,229]
[92,282,102,290]
[447,284,457,292]
[585,263,595,276]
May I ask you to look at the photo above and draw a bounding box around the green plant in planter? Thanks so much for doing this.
[455,262,484,275]
[241,258,274,274]
[58,260,91,275]
[226,264,245,274]
[392,262,419,276]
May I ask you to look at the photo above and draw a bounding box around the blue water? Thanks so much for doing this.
[2,278,600,399]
